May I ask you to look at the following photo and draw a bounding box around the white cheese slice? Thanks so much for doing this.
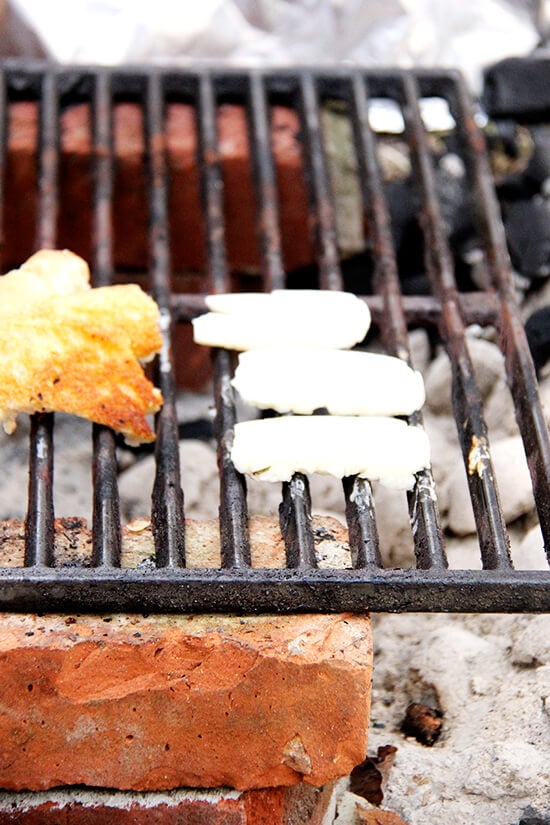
[232,348,425,416]
[231,415,430,489]
[193,289,371,350]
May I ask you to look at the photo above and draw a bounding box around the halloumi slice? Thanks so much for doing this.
[232,348,425,416]
[193,289,371,350]
[231,415,430,489]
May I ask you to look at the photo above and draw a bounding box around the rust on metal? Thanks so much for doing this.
[0,64,547,612]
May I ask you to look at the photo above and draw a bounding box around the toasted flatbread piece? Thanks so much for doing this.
[231,415,430,489]
[0,250,163,442]
[32,285,162,362]
[232,348,425,416]
[0,318,162,444]
[0,250,90,317]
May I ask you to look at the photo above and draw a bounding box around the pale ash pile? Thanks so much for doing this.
[0,327,549,824]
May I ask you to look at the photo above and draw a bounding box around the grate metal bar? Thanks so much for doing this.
[92,72,114,285]
[24,414,54,567]
[298,73,343,291]
[197,73,250,568]
[25,71,59,568]
[212,348,251,568]
[247,73,286,292]
[146,72,186,568]
[198,73,228,295]
[450,77,550,566]
[350,73,447,572]
[280,474,317,569]
[0,65,548,612]
[402,73,513,572]
[90,71,121,568]
[0,565,547,614]
[36,71,58,250]
[0,70,6,274]
[245,73,318,569]
[172,291,501,328]
[343,476,382,568]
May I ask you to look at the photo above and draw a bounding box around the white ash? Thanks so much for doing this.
[354,612,550,825]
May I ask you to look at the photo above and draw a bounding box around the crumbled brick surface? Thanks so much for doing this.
[0,609,371,791]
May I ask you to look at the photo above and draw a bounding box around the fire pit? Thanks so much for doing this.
[0,62,549,613]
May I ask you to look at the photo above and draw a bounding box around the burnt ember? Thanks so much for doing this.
[400,702,443,746]
[349,744,398,805]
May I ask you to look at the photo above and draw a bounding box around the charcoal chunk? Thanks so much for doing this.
[505,197,550,278]
[349,744,398,805]
[525,306,550,371]
[401,702,443,746]
[484,58,550,121]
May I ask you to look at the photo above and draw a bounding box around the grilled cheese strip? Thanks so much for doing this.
[0,250,90,317]
[232,348,425,416]
[0,318,162,444]
[231,415,430,489]
[193,289,371,350]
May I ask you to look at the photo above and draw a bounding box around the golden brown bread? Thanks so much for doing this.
[0,318,162,443]
[0,249,90,316]
[0,249,163,443]
[28,284,163,362]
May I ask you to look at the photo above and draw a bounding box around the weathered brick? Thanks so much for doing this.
[0,609,371,792]
[0,783,338,824]
[5,100,313,275]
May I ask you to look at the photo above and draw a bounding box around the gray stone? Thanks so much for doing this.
[372,482,415,568]
[0,414,93,522]
[516,524,550,570]
[408,328,432,375]
[425,338,506,416]
[446,435,535,535]
[119,439,219,522]
[484,377,520,439]
[422,412,462,509]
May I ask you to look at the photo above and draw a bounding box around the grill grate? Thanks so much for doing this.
[0,62,549,613]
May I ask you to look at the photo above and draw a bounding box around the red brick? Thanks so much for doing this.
[2,99,315,389]
[0,611,371,792]
[4,100,313,275]
[0,783,336,824]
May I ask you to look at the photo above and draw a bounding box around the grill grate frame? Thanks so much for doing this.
[0,62,549,613]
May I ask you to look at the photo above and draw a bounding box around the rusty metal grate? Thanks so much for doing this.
[0,62,549,613]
